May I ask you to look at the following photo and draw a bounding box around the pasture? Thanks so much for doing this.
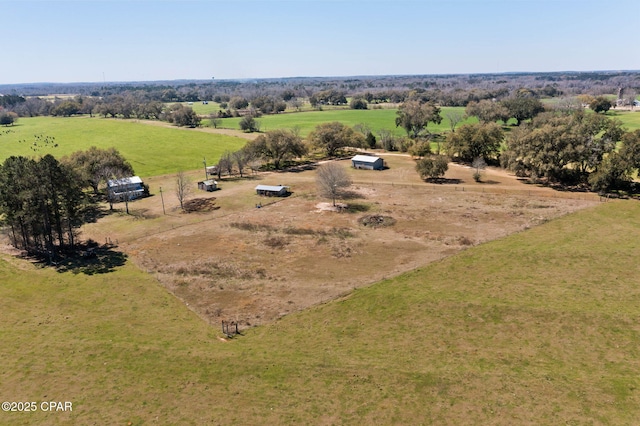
[1,104,640,424]
[610,109,640,131]
[2,194,640,424]
[210,105,640,136]
[215,106,473,137]
[0,116,246,177]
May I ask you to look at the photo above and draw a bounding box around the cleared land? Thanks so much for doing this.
[1,191,639,424]
[79,155,598,329]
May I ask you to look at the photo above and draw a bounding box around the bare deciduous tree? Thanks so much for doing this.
[472,156,487,182]
[175,170,192,212]
[445,111,463,133]
[232,149,248,177]
[316,162,352,207]
[209,114,221,128]
[102,165,135,213]
[216,152,233,179]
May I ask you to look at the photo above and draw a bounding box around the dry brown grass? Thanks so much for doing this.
[81,155,598,329]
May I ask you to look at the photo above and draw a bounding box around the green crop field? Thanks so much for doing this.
[0,117,246,177]
[2,200,640,424]
[215,106,475,137]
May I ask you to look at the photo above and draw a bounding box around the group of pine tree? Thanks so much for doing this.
[0,146,133,257]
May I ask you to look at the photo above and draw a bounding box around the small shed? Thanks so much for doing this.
[107,176,145,201]
[255,184,288,197]
[206,165,218,177]
[198,179,218,192]
[351,155,384,170]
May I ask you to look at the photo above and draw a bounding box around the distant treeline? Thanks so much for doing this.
[1,71,639,119]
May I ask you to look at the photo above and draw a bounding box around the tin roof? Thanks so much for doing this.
[256,185,287,192]
[352,155,381,163]
[107,176,143,187]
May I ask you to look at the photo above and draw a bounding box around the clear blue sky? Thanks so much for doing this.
[3,0,639,84]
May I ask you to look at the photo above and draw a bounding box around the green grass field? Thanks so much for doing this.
[2,200,640,424]
[176,101,223,115]
[214,107,640,136]
[215,106,474,137]
[609,109,640,131]
[0,117,246,177]
[1,108,638,179]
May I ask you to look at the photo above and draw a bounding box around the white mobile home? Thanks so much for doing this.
[107,176,145,201]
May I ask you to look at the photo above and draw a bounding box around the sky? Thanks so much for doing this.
[2,0,639,84]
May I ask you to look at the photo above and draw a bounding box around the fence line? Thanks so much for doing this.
[351,179,605,202]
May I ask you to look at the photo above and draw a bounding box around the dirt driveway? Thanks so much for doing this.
[82,155,599,328]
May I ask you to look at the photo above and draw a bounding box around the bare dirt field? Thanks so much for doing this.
[80,154,600,329]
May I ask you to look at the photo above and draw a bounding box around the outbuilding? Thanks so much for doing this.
[351,154,384,170]
[255,184,288,197]
[206,165,218,177]
[198,179,218,192]
[107,176,145,201]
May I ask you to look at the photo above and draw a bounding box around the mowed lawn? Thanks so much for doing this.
[0,116,246,177]
[2,200,640,425]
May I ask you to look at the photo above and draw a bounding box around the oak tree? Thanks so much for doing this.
[395,100,442,138]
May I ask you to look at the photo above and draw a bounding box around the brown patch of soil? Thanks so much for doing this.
[78,156,600,330]
[183,197,220,213]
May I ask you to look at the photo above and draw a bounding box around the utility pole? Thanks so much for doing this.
[203,157,208,181]
[159,186,166,215]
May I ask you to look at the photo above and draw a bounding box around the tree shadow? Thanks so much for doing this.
[55,244,128,275]
[476,179,500,185]
[340,189,365,200]
[218,175,261,182]
[426,177,463,184]
[81,203,110,223]
[344,203,371,213]
[281,163,318,173]
[128,208,160,220]
[31,242,128,275]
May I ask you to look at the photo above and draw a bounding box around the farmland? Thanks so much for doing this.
[2,186,640,424]
[1,103,640,424]
[215,107,473,137]
[0,116,246,177]
[2,107,639,178]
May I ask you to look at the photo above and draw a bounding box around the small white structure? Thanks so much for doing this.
[351,155,384,170]
[198,179,218,192]
[107,176,145,201]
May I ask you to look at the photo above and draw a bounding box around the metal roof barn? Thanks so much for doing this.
[351,155,384,170]
[255,185,288,196]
